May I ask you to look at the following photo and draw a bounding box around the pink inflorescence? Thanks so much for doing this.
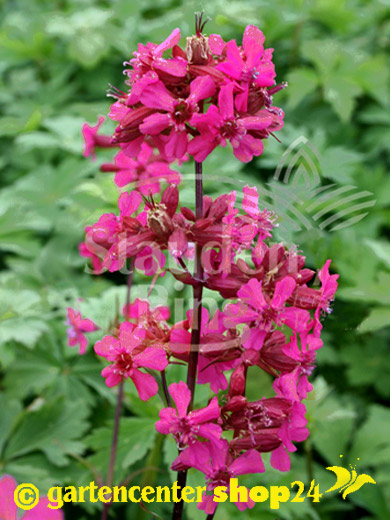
[76,18,338,516]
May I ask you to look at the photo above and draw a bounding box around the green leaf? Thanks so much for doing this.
[365,239,390,269]
[349,405,390,467]
[323,76,362,122]
[358,307,390,333]
[68,31,107,68]
[87,417,157,472]
[319,146,362,183]
[4,397,89,466]
[286,68,319,108]
[340,338,390,397]
[338,272,390,305]
[306,378,357,464]
[0,394,22,455]
[0,289,48,347]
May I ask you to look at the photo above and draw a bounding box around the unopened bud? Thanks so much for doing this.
[186,35,211,65]
[228,364,247,398]
[161,185,179,217]
[147,204,174,237]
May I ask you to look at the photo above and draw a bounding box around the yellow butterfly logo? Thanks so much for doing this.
[325,465,376,499]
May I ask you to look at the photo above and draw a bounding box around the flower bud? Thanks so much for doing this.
[209,194,229,220]
[186,35,211,65]
[223,395,248,413]
[228,364,247,398]
[147,204,174,237]
[230,428,281,452]
[161,185,179,217]
[181,206,196,221]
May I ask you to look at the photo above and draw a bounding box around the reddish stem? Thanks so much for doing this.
[172,161,204,520]
[101,260,133,520]
[101,381,124,520]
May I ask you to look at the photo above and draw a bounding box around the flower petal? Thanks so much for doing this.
[131,369,159,401]
[169,381,191,418]
[0,475,17,520]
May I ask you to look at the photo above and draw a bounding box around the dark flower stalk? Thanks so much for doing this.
[101,260,133,520]
[172,161,204,520]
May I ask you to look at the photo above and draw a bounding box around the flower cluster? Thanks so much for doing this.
[156,260,337,514]
[82,17,285,172]
[74,17,338,519]
[109,21,285,164]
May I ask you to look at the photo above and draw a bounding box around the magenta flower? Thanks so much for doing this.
[66,307,98,355]
[127,28,187,84]
[271,398,310,471]
[276,328,323,400]
[188,82,277,162]
[102,143,181,194]
[173,439,265,514]
[216,25,276,87]
[139,75,216,159]
[0,475,63,520]
[241,185,276,239]
[155,381,222,446]
[134,245,166,277]
[81,190,145,273]
[316,259,339,320]
[224,276,311,351]
[82,116,116,159]
[123,298,170,323]
[94,322,168,399]
[170,309,238,392]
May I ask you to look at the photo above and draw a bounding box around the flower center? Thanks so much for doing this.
[209,469,231,489]
[115,349,133,375]
[173,100,194,126]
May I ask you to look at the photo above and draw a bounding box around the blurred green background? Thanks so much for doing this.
[0,0,389,519]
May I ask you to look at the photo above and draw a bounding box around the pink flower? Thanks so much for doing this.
[102,143,181,194]
[316,259,339,319]
[139,76,216,159]
[270,396,309,471]
[188,83,276,162]
[241,185,276,239]
[66,308,98,355]
[123,298,170,323]
[216,25,276,86]
[224,276,311,351]
[155,381,222,446]
[94,322,168,399]
[224,396,309,472]
[127,28,187,84]
[170,309,238,392]
[82,116,116,159]
[173,439,264,514]
[134,245,166,276]
[82,190,145,273]
[122,299,171,346]
[0,475,63,520]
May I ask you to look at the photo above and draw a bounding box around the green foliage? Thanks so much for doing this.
[0,0,389,519]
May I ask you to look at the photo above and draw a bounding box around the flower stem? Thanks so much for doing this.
[172,161,204,520]
[161,369,172,407]
[186,160,204,411]
[101,380,124,520]
[101,262,134,520]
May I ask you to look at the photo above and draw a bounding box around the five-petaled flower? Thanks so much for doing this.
[66,307,98,355]
[156,381,222,447]
[94,322,168,400]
